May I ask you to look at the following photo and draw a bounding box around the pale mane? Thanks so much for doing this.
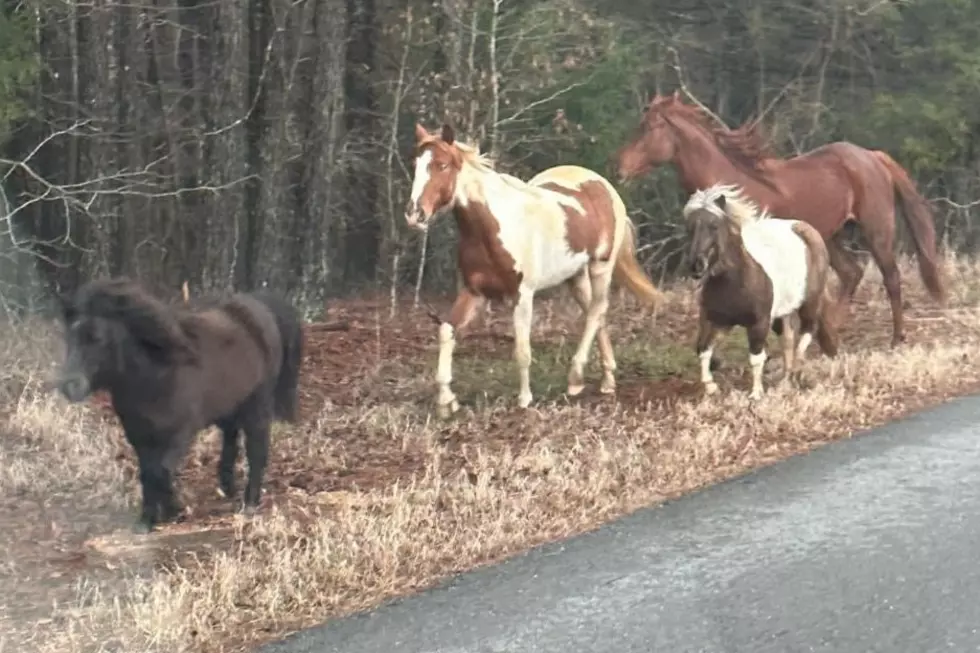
[682,183,770,226]
[453,138,583,215]
[453,140,531,192]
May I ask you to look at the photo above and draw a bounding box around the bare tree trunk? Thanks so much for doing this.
[240,0,272,290]
[342,0,381,284]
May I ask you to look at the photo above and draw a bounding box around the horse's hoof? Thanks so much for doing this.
[517,393,533,409]
[703,381,720,396]
[132,520,154,535]
[436,398,460,419]
[241,504,260,518]
[599,383,616,395]
[566,383,585,397]
[748,390,764,401]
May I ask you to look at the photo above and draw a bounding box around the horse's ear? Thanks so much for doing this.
[414,123,429,143]
[441,123,455,145]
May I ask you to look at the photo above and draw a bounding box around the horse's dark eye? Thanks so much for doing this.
[74,321,99,345]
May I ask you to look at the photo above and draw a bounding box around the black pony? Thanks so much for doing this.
[55,278,304,533]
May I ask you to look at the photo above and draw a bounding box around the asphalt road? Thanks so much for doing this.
[260,395,980,653]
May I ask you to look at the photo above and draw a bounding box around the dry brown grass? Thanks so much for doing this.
[5,253,980,653]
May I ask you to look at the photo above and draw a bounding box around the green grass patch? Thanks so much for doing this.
[450,336,705,409]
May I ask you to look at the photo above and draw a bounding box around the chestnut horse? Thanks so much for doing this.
[615,90,947,347]
[684,184,839,400]
[406,123,663,417]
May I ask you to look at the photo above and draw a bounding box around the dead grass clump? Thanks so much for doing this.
[10,253,980,653]
[0,321,131,505]
[117,326,980,650]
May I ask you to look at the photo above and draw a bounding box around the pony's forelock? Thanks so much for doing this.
[683,183,768,225]
[73,279,193,363]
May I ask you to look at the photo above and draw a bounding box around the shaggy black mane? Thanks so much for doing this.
[65,278,193,362]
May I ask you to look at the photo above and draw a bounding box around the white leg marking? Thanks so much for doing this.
[700,347,719,395]
[749,350,767,400]
[568,269,612,397]
[513,291,535,409]
[435,322,459,416]
[596,321,617,395]
[780,320,796,384]
[566,272,592,396]
[795,332,813,361]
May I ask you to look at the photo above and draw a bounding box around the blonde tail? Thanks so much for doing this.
[613,218,664,308]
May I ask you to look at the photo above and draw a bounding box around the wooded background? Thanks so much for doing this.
[0,0,976,315]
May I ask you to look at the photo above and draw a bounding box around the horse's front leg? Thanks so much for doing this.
[695,306,720,396]
[513,288,535,408]
[157,432,193,523]
[216,420,240,499]
[435,288,484,419]
[133,443,162,533]
[132,437,187,533]
[242,417,271,515]
[747,320,770,401]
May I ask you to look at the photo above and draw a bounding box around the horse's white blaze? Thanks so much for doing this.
[410,149,433,205]
[741,219,809,322]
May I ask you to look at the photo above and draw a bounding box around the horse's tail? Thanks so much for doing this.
[611,194,664,308]
[254,291,304,423]
[815,287,841,357]
[872,150,948,305]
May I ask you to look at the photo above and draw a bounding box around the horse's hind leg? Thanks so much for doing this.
[863,221,905,346]
[242,416,271,513]
[216,421,240,499]
[826,230,864,303]
[566,270,616,395]
[568,265,614,397]
[778,317,796,386]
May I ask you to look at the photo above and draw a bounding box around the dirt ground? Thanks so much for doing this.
[3,254,980,653]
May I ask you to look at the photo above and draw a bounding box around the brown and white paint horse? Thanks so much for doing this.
[406,123,664,417]
[684,183,840,400]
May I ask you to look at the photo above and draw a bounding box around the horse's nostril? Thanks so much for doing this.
[59,376,89,402]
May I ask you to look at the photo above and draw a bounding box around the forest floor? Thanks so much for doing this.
[4,254,980,653]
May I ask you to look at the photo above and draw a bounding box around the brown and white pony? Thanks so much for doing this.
[684,184,840,400]
[406,123,663,417]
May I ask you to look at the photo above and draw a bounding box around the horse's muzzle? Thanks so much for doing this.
[58,375,91,403]
[404,200,430,232]
[690,258,707,278]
